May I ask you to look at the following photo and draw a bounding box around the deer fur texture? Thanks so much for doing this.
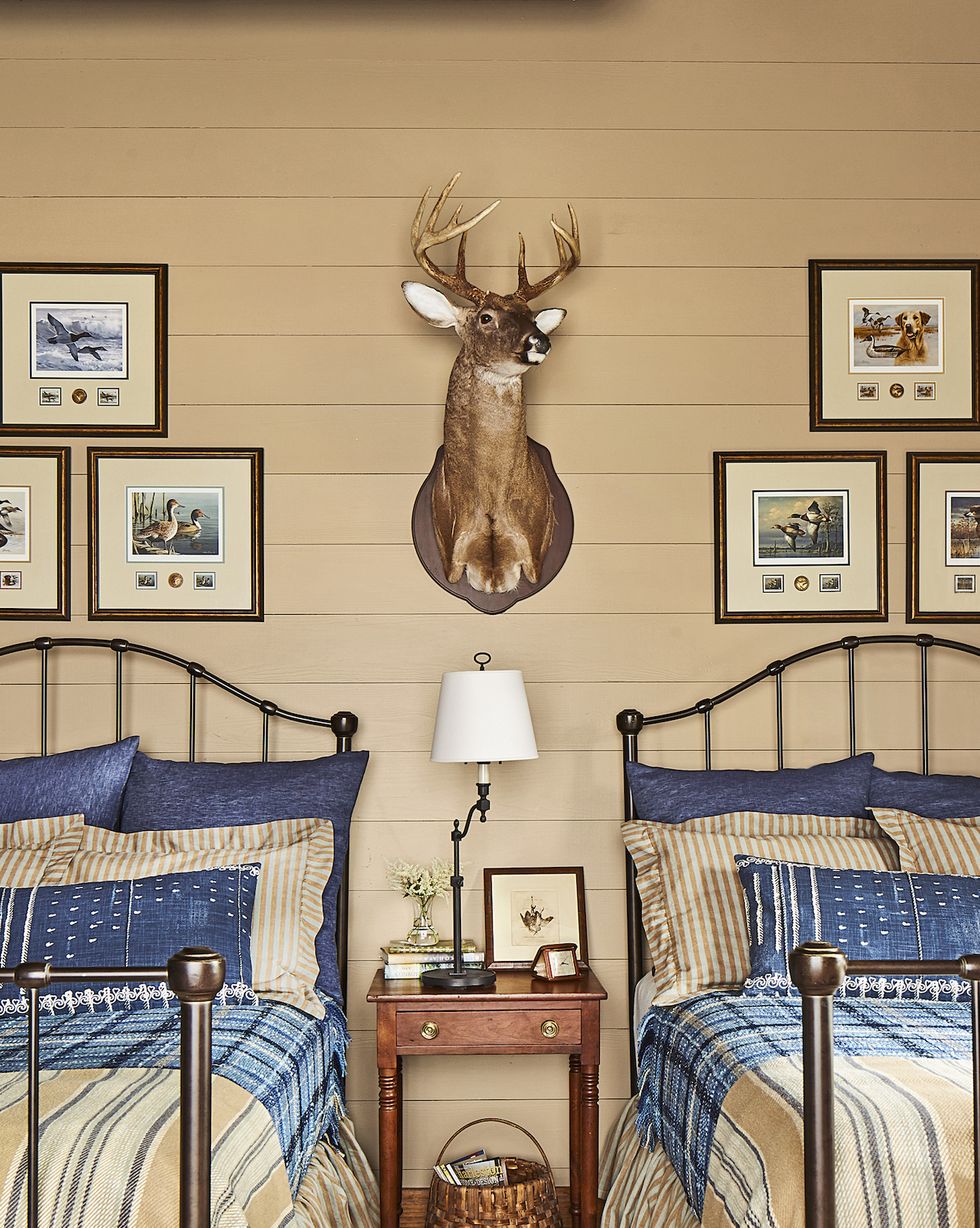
[402,174,580,595]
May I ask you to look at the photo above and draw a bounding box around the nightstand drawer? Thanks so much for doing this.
[397,1007,582,1049]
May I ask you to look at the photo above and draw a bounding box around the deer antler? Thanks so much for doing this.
[410,173,500,304]
[515,205,581,302]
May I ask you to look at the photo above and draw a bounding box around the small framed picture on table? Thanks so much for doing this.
[483,866,588,970]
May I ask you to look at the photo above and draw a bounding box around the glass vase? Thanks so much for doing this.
[406,897,438,947]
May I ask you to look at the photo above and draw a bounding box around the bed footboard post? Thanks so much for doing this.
[959,954,980,1228]
[168,948,226,1228]
[789,941,846,1228]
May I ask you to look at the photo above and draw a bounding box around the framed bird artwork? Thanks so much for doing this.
[0,263,167,437]
[908,452,980,622]
[714,451,887,623]
[483,866,588,970]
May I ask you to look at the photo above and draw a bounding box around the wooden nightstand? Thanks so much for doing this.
[368,967,607,1228]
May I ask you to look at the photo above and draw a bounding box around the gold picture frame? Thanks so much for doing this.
[809,259,980,431]
[907,451,980,622]
[0,447,69,620]
[715,451,887,623]
[88,447,263,620]
[0,263,167,436]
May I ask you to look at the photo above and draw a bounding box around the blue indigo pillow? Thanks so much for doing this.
[625,753,874,824]
[0,865,258,1017]
[870,766,980,820]
[736,854,980,1001]
[119,750,369,1003]
[0,737,139,830]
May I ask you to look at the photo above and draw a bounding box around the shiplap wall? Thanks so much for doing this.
[4,0,980,1188]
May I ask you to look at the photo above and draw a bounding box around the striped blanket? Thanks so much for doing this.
[0,997,371,1228]
[630,993,977,1227]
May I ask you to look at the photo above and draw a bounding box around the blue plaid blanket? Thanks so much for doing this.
[0,994,348,1195]
[636,992,974,1218]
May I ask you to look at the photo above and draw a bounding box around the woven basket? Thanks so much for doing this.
[425,1117,562,1228]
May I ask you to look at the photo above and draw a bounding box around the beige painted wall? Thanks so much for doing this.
[3,0,980,1188]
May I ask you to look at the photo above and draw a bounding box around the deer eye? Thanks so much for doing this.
[479,313,493,325]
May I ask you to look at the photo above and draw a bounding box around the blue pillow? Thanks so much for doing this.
[736,854,980,1001]
[119,750,369,1003]
[625,753,874,824]
[870,766,980,820]
[0,865,258,1017]
[0,737,139,830]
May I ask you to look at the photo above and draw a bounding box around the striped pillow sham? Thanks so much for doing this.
[872,807,980,875]
[622,812,899,1006]
[59,817,333,1018]
[0,814,86,888]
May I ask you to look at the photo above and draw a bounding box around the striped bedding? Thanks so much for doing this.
[602,992,977,1227]
[0,996,378,1227]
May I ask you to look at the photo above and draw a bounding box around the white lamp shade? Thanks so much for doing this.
[431,668,538,763]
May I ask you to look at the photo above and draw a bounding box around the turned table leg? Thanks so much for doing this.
[378,1062,402,1227]
[569,1054,583,1228]
[580,1063,600,1228]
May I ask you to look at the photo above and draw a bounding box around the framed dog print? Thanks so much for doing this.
[907,452,980,621]
[715,451,887,622]
[0,447,69,620]
[88,448,262,620]
[809,259,980,431]
[0,263,167,436]
[483,866,588,970]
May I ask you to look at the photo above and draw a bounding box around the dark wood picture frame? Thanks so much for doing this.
[714,450,888,623]
[483,865,589,970]
[907,450,980,622]
[0,262,168,437]
[0,446,70,621]
[87,447,264,621]
[809,258,980,432]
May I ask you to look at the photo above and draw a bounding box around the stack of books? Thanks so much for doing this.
[381,939,485,980]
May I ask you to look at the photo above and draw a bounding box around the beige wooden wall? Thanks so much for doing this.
[4,0,980,1189]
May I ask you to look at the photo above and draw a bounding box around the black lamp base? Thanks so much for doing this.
[421,966,497,991]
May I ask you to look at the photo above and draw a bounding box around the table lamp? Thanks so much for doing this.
[422,652,538,990]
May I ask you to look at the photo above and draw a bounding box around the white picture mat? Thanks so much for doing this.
[0,456,59,612]
[820,268,973,422]
[724,458,881,614]
[2,271,157,429]
[917,461,980,615]
[489,871,584,965]
[95,455,254,613]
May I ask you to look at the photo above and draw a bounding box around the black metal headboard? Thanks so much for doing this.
[616,631,980,1090]
[1,635,359,1003]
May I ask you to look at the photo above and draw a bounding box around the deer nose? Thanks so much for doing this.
[527,331,551,356]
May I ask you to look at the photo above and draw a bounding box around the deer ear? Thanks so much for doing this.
[534,308,566,336]
[402,281,459,329]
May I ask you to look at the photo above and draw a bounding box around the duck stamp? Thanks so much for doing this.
[135,572,157,590]
[0,571,22,590]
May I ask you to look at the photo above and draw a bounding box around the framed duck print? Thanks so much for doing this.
[0,447,69,620]
[715,451,887,622]
[0,263,167,436]
[907,452,980,621]
[809,259,980,431]
[88,448,262,620]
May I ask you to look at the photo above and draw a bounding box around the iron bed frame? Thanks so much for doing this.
[0,635,360,1228]
[617,631,980,1227]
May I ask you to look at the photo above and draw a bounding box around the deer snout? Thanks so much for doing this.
[524,330,552,365]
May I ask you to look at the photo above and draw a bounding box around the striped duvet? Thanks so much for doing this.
[0,999,378,1227]
[601,993,978,1227]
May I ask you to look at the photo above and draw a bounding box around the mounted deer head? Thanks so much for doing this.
[402,174,580,598]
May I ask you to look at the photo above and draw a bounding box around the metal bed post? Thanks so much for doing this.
[0,949,225,1228]
[843,636,858,758]
[791,947,980,1228]
[617,708,644,1094]
[769,660,786,769]
[917,633,934,776]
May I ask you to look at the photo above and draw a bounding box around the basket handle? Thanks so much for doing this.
[435,1117,555,1181]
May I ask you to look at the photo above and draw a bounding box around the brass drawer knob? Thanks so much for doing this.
[420,1021,440,1040]
[540,1019,560,1039]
